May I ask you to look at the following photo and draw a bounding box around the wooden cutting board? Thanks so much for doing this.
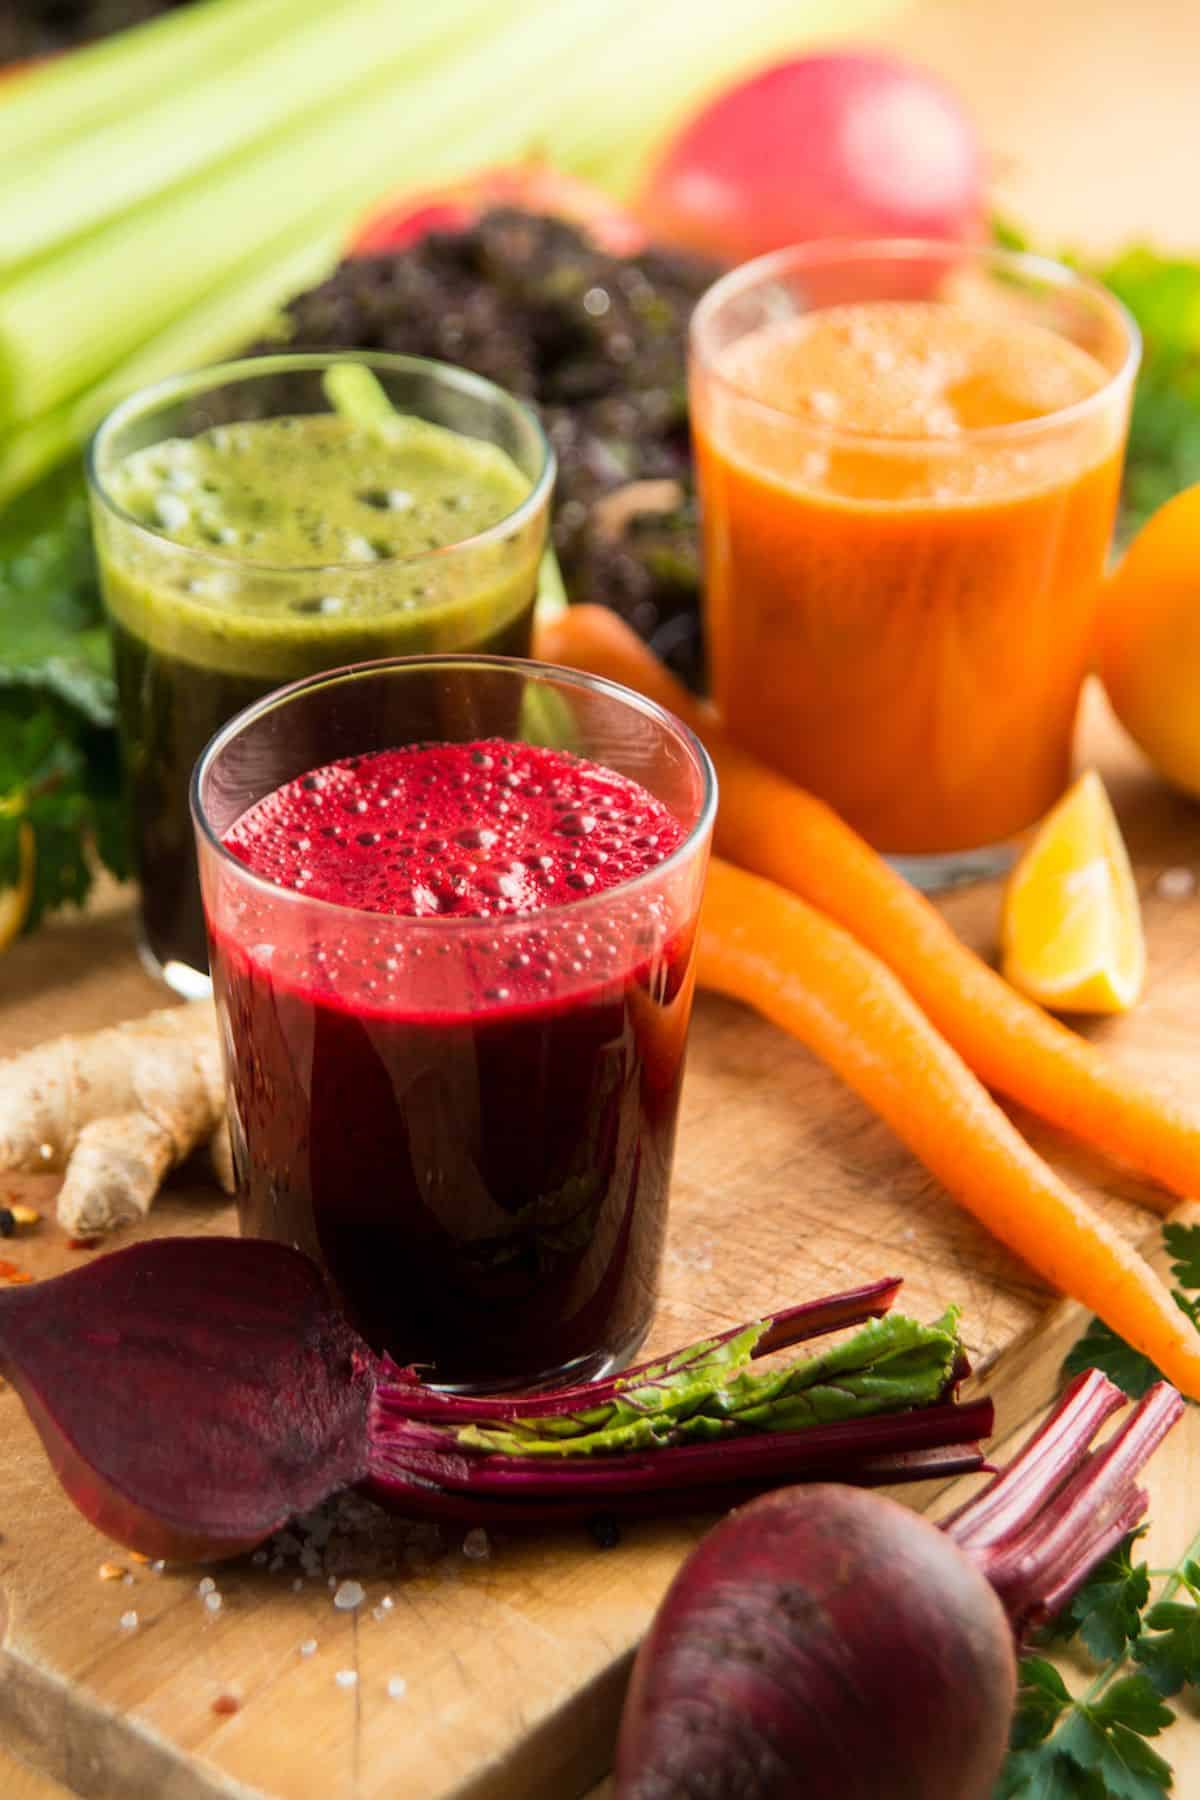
[2,684,1200,1800]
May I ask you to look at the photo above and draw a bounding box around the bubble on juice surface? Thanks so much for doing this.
[218,741,690,1014]
[713,301,1113,502]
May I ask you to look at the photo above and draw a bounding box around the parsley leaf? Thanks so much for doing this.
[1001,1677,1175,1800]
[1134,1588,1200,1697]
[1099,249,1200,537]
[1090,1675,1176,1740]
[1055,1697,1173,1800]
[1063,1322,1164,1400]
[997,1746,1103,1798]
[0,465,125,933]
[1001,1526,1200,1799]
[1163,1224,1200,1293]
[1063,1222,1200,1399]
[1011,1658,1075,1750]
[1051,1537,1151,1664]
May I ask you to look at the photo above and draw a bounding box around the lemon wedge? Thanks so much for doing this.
[0,820,35,953]
[1001,771,1145,1014]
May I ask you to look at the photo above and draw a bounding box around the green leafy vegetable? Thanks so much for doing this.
[1100,251,1200,535]
[1065,1223,1200,1399]
[1164,1224,1200,1292]
[0,466,125,931]
[1009,1658,1077,1752]
[1134,1570,1200,1697]
[1063,1322,1165,1402]
[1049,1537,1152,1664]
[1003,1591,1181,1799]
[457,1307,964,1457]
[1007,1229,1200,1796]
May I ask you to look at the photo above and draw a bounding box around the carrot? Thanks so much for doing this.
[698,857,1200,1399]
[536,607,1200,1204]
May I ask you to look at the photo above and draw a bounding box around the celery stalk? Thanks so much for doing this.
[0,0,503,274]
[0,0,652,430]
[0,0,331,167]
[0,225,345,505]
[0,0,911,500]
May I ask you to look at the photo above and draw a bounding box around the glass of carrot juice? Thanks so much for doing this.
[689,240,1139,889]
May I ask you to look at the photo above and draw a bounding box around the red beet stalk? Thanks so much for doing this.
[374,1275,905,1425]
[0,1238,983,1562]
[942,1368,1183,1638]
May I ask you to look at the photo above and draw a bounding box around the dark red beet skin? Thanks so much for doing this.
[0,1237,374,1562]
[0,1245,994,1561]
[615,1485,1016,1800]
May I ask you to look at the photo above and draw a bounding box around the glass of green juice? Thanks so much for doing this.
[87,352,554,996]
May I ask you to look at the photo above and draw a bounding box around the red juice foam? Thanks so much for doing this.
[209,739,698,1389]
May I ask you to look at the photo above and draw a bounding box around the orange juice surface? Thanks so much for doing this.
[693,301,1127,854]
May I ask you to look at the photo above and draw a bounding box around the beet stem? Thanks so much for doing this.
[942,1370,1127,1551]
[944,1376,1185,1639]
[374,1276,905,1426]
[975,1383,1183,1630]
[1033,1486,1150,1629]
[367,1399,995,1501]
[362,1442,992,1525]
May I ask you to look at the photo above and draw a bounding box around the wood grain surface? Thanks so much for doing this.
[4,0,1200,1792]
[3,690,1200,1799]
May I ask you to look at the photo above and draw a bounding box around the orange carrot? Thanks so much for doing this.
[698,856,1200,1398]
[536,607,1200,1205]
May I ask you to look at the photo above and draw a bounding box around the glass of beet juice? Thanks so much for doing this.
[192,656,716,1391]
[87,353,553,997]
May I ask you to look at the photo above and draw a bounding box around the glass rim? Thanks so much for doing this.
[688,237,1142,451]
[85,350,556,577]
[190,652,718,937]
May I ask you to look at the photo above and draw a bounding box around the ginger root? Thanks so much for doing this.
[0,1001,231,1235]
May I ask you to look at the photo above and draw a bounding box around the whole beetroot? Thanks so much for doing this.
[615,1373,1184,1799]
[615,1483,1016,1800]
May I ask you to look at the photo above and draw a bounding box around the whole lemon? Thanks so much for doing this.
[1098,484,1200,797]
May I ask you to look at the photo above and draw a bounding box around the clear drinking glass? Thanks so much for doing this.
[87,352,553,995]
[192,655,716,1392]
[689,240,1139,889]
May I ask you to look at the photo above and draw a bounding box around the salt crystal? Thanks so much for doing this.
[387,1676,408,1700]
[335,1669,358,1689]
[333,1580,365,1612]
[299,1639,318,1657]
[462,1528,490,1562]
[1157,867,1196,900]
[381,1595,395,1610]
[205,1592,223,1614]
[119,1611,138,1630]
[197,1577,216,1596]
[123,1573,134,1586]
[151,1561,166,1574]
